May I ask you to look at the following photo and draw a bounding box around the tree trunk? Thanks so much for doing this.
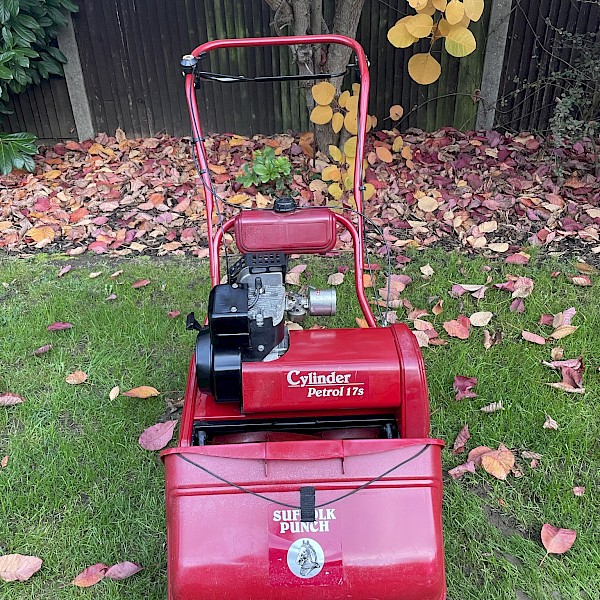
[263,0,367,152]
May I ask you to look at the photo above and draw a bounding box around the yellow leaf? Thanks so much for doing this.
[445,0,465,25]
[406,14,434,39]
[255,192,271,208]
[355,317,369,328]
[389,104,404,120]
[326,199,343,213]
[65,370,88,385]
[433,0,448,10]
[445,25,477,57]
[352,83,360,95]
[344,111,358,135]
[338,90,350,108]
[363,183,376,201]
[416,0,436,15]
[329,145,343,163]
[123,386,160,398]
[418,196,440,212]
[43,170,62,180]
[228,193,251,205]
[332,111,344,133]
[392,136,404,152]
[328,183,343,200]
[88,143,106,155]
[311,81,336,105]
[345,95,359,113]
[438,18,451,36]
[463,0,484,21]
[322,165,342,182]
[370,115,378,129]
[408,0,428,8]
[408,53,442,84]
[401,145,413,160]
[27,226,55,243]
[387,22,418,48]
[343,175,354,191]
[460,13,471,27]
[343,136,357,158]
[376,146,393,163]
[310,104,333,125]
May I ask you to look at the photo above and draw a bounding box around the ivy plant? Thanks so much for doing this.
[0,0,78,174]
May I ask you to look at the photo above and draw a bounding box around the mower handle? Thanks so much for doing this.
[185,35,375,326]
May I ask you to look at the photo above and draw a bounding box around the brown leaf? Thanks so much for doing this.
[570,275,592,286]
[33,344,52,356]
[65,370,88,385]
[47,322,73,331]
[453,375,477,400]
[104,562,143,580]
[0,554,43,582]
[469,311,493,327]
[543,415,558,430]
[132,279,151,289]
[443,316,470,339]
[285,272,301,285]
[123,386,160,399]
[168,310,181,318]
[452,424,470,455]
[448,461,475,479]
[72,563,108,587]
[467,446,493,466]
[551,325,578,340]
[432,299,444,315]
[0,392,26,406]
[541,524,576,555]
[375,146,393,163]
[522,331,546,345]
[138,420,178,451]
[327,272,344,286]
[355,317,369,328]
[480,401,504,413]
[483,330,502,349]
[481,445,515,480]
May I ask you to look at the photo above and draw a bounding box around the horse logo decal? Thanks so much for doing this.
[286,538,324,579]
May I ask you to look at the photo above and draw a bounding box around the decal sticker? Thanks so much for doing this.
[287,538,324,579]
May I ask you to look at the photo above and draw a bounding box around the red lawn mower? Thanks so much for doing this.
[161,35,446,599]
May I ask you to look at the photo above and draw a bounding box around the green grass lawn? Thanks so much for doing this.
[0,250,598,599]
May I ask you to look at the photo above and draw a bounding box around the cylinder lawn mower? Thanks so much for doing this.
[161,35,446,600]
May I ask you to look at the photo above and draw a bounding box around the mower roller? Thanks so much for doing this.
[162,34,446,599]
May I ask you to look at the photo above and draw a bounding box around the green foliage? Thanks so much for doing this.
[0,130,37,174]
[0,0,79,115]
[237,146,292,192]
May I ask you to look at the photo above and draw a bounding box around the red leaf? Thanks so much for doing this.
[0,392,26,406]
[452,424,470,455]
[0,455,7,468]
[47,322,73,331]
[448,461,475,479]
[132,279,151,288]
[541,524,576,555]
[573,486,585,497]
[33,344,52,355]
[570,275,591,286]
[0,554,43,582]
[58,264,72,277]
[138,420,178,450]
[453,376,477,400]
[510,298,525,313]
[168,310,181,318]
[72,563,108,587]
[104,562,143,580]
[443,316,470,339]
[521,331,546,345]
[505,252,530,265]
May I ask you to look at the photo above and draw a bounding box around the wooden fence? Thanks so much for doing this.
[2,0,598,141]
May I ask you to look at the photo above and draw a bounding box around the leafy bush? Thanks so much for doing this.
[0,131,37,174]
[237,146,293,192]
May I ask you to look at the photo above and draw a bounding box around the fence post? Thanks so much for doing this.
[476,0,513,130]
[56,12,95,142]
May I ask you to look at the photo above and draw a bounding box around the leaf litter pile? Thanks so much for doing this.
[1,128,599,265]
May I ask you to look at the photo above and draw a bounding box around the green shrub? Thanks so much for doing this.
[237,147,293,192]
[0,131,37,174]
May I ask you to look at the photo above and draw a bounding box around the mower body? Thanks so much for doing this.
[162,34,446,600]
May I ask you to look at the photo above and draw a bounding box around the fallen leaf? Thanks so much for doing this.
[452,424,470,455]
[72,563,108,587]
[480,401,504,413]
[512,277,534,299]
[573,486,585,497]
[123,386,160,399]
[453,375,477,400]
[570,275,592,286]
[285,272,301,285]
[65,371,88,385]
[0,393,26,406]
[168,311,181,318]
[138,420,178,450]
[289,264,307,274]
[33,344,52,355]
[483,330,502,349]
[467,446,493,465]
[89,271,103,279]
[109,386,120,401]
[327,272,344,286]
[470,311,493,327]
[355,317,369,328]
[506,252,530,265]
[0,455,7,468]
[541,524,576,556]
[132,279,151,288]
[0,554,43,582]
[104,562,143,580]
[546,381,585,394]
[543,415,558,430]
[417,196,439,212]
[481,445,515,480]
[432,299,444,315]
[522,331,546,345]
[550,325,578,340]
[27,226,55,243]
[110,270,123,279]
[448,460,476,479]
[551,347,564,360]
[443,316,470,339]
[510,298,525,313]
[420,263,434,278]
[47,322,73,331]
